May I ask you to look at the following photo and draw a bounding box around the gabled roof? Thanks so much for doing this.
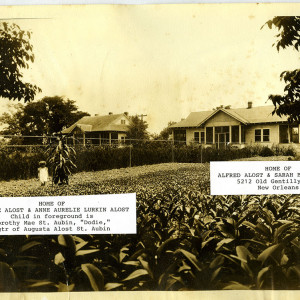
[197,108,249,126]
[62,114,129,134]
[170,105,289,128]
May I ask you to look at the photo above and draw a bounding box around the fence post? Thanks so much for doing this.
[129,144,132,167]
[171,143,174,163]
[201,145,203,164]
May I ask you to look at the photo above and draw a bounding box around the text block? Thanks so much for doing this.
[0,194,136,235]
[210,161,300,195]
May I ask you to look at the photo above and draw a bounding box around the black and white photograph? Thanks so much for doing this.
[0,3,299,298]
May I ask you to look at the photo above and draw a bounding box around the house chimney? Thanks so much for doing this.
[124,112,128,116]
[109,112,113,115]
[247,101,252,109]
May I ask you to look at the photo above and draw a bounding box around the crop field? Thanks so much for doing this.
[0,162,299,291]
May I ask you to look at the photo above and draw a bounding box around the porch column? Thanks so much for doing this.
[229,125,232,143]
[239,125,242,144]
[212,127,215,145]
[288,124,290,143]
[83,132,86,146]
[109,132,111,145]
[99,133,101,145]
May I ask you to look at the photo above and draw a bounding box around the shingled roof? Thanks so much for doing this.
[170,105,288,128]
[62,114,129,134]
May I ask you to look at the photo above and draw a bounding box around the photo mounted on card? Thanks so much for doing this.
[0,3,299,299]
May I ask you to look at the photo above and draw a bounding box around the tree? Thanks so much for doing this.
[264,17,300,122]
[155,121,176,140]
[126,115,149,143]
[0,22,41,102]
[0,96,90,143]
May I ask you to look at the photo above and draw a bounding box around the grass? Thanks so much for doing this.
[0,156,293,196]
[0,163,209,197]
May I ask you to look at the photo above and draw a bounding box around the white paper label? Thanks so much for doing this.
[0,194,136,235]
[210,161,300,195]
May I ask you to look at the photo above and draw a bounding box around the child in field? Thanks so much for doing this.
[38,161,48,186]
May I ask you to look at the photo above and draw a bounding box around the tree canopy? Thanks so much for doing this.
[265,17,300,123]
[0,96,89,143]
[154,121,176,140]
[0,22,41,102]
[126,115,149,143]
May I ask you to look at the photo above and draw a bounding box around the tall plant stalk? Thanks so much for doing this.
[46,134,77,185]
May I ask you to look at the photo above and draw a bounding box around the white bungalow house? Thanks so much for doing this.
[62,112,130,146]
[170,102,300,149]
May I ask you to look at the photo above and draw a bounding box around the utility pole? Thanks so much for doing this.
[137,114,147,121]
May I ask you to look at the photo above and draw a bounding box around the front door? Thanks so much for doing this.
[217,133,226,149]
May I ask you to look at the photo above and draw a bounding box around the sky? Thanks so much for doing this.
[0,4,300,133]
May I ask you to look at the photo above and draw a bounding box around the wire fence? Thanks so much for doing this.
[0,134,190,148]
[0,134,211,180]
[0,134,293,181]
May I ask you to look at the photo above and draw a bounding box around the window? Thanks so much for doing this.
[215,126,229,133]
[263,129,270,142]
[194,132,205,144]
[291,126,299,143]
[111,132,118,144]
[174,130,186,144]
[121,120,126,124]
[280,125,289,143]
[255,129,261,142]
[194,132,200,143]
[206,127,213,144]
[280,125,299,143]
[200,132,205,144]
[241,126,245,143]
[101,132,109,144]
[255,129,270,142]
[231,126,239,143]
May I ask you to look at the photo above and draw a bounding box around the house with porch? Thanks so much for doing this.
[170,102,300,149]
[62,112,130,146]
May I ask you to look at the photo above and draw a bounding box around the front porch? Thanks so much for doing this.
[65,130,126,147]
[173,125,246,149]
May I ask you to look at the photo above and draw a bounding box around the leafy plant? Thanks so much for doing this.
[46,135,77,185]
[0,163,299,291]
[0,22,41,102]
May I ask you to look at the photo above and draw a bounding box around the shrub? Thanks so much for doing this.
[271,144,296,156]
[285,146,296,156]
[0,143,295,181]
[0,147,46,181]
[259,146,274,157]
